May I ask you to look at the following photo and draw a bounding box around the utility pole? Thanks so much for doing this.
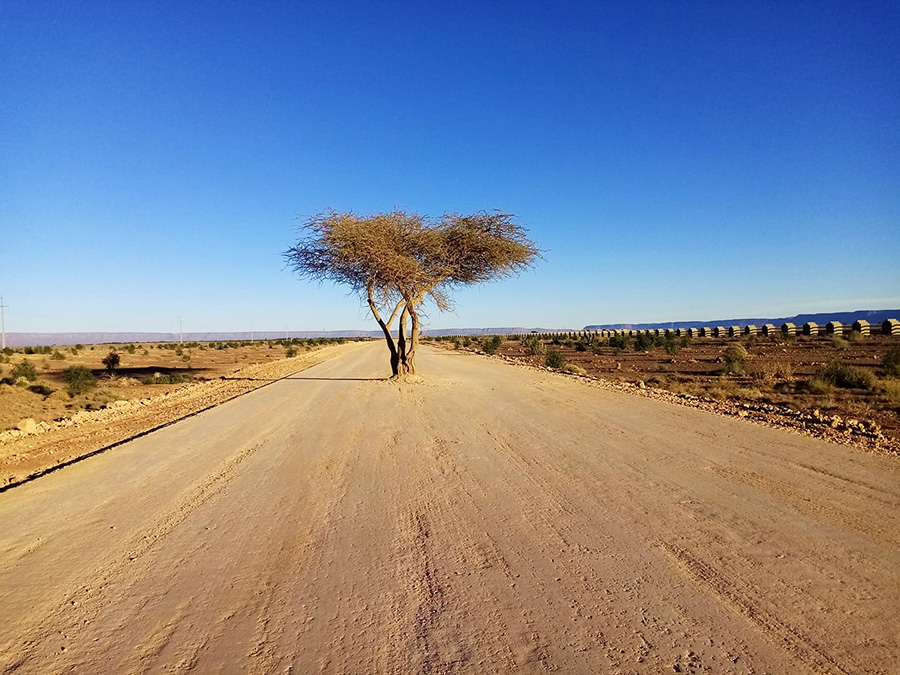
[0,296,7,350]
[179,316,183,344]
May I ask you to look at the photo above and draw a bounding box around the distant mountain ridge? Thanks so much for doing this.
[3,327,557,347]
[5,310,898,347]
[584,309,900,331]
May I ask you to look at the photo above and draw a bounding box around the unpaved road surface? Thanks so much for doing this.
[1,344,897,674]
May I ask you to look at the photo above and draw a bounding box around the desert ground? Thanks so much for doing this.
[0,339,351,433]
[438,332,900,450]
[0,342,898,673]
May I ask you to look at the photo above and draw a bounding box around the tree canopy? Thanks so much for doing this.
[284,210,539,376]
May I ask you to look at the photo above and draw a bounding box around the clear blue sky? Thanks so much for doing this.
[2,1,898,333]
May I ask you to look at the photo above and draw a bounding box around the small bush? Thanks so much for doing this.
[563,363,586,375]
[847,330,865,343]
[664,336,681,355]
[483,336,502,355]
[832,336,849,350]
[807,377,835,396]
[51,350,66,360]
[545,349,565,369]
[10,361,38,382]
[634,333,654,352]
[819,360,876,390]
[138,372,192,385]
[737,386,764,401]
[722,345,749,375]
[524,336,546,355]
[285,346,298,358]
[609,335,630,352]
[772,361,794,380]
[63,366,98,395]
[880,379,900,404]
[883,347,900,377]
[102,352,121,373]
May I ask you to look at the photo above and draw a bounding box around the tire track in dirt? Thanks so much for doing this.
[659,542,856,675]
[374,387,528,674]
[709,464,900,547]
[0,434,270,673]
[247,399,367,675]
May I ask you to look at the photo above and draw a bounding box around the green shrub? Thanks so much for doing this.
[819,360,876,390]
[483,335,502,355]
[563,363,586,375]
[664,335,681,355]
[524,336,546,355]
[10,361,38,382]
[63,366,98,395]
[138,372,192,385]
[806,377,834,396]
[832,336,849,350]
[634,333,654,352]
[574,341,588,352]
[545,349,565,369]
[880,378,900,404]
[51,350,66,360]
[102,352,120,373]
[883,347,900,377]
[722,345,750,375]
[609,334,630,352]
[285,346,298,358]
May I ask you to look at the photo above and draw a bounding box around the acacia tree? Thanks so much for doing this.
[284,210,539,377]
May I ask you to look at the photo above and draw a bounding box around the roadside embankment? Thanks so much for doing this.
[0,341,364,489]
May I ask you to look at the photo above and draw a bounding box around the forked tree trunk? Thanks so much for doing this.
[396,307,410,377]
[406,305,420,375]
[367,286,402,377]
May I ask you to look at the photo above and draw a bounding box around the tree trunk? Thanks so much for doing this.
[396,306,410,376]
[366,286,402,377]
[406,304,420,375]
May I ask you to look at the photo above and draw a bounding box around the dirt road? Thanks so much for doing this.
[1,343,897,674]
